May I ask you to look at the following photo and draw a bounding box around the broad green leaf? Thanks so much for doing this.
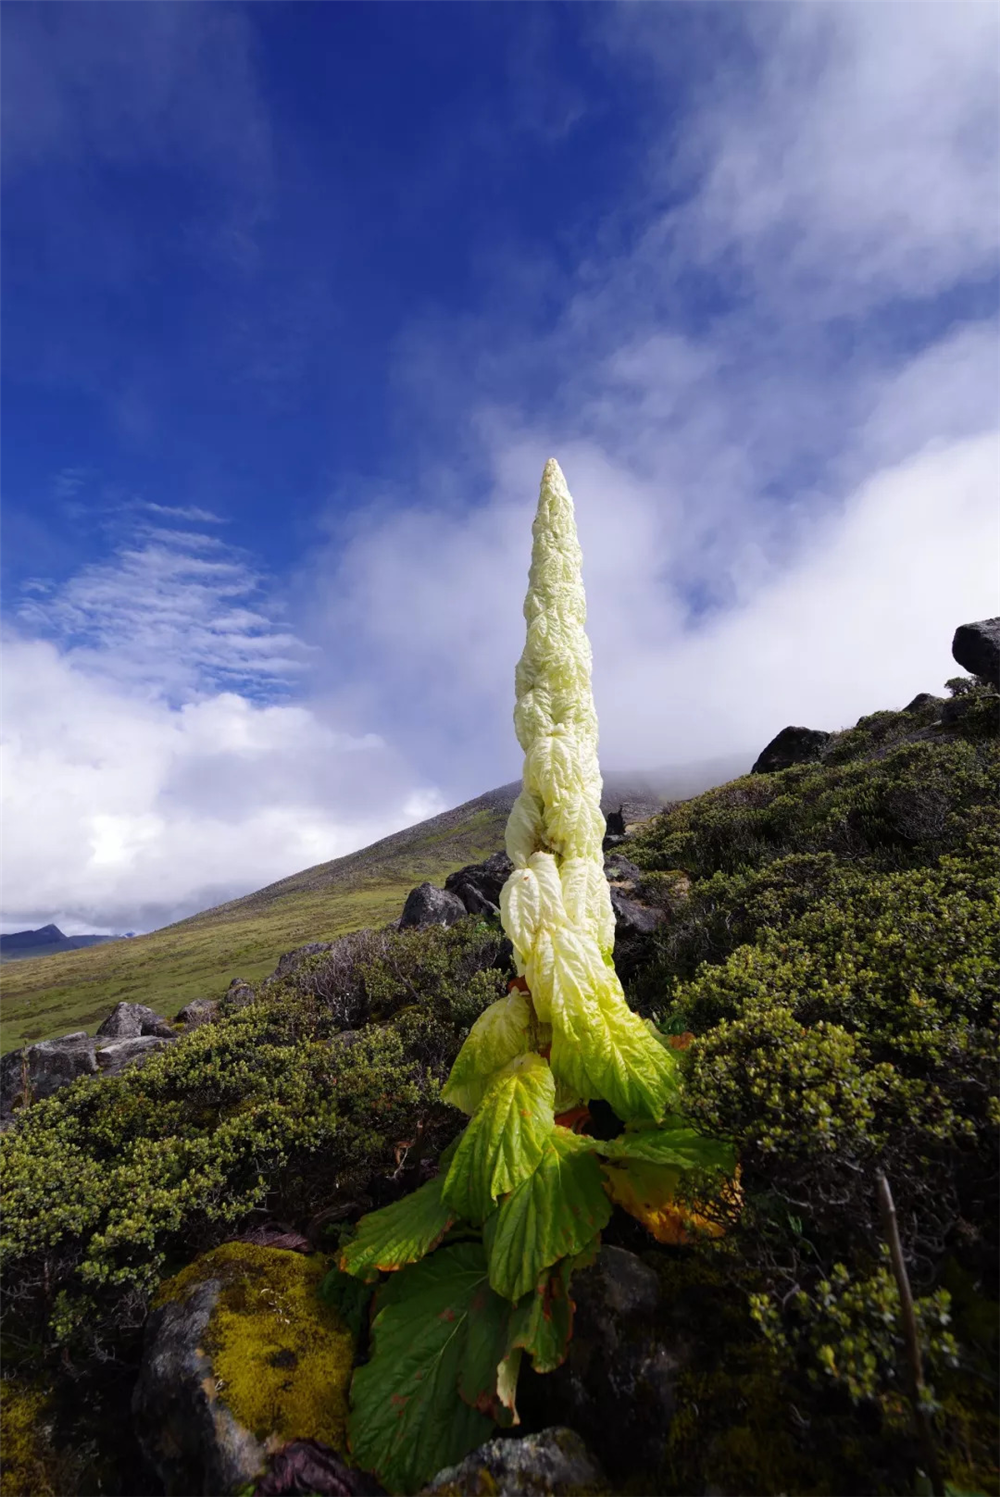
[505,1238,599,1374]
[339,1174,454,1281]
[601,1156,742,1245]
[348,1243,509,1494]
[547,926,680,1121]
[442,1053,555,1224]
[317,1268,374,1336]
[592,1119,736,1173]
[442,990,533,1115]
[485,1127,611,1302]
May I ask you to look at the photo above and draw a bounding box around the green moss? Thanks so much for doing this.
[155,1242,354,1452]
[0,1382,67,1497]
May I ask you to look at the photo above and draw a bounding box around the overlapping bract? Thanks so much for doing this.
[452,457,678,1120]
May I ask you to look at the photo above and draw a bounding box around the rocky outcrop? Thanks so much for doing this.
[96,1036,172,1076]
[398,883,468,930]
[1,1032,99,1120]
[224,978,256,1010]
[952,616,1000,685]
[751,725,830,774]
[421,1428,605,1496]
[133,1242,354,1497]
[444,851,513,916]
[518,1246,689,1477]
[263,944,337,988]
[175,998,220,1028]
[96,1001,174,1040]
[902,692,945,715]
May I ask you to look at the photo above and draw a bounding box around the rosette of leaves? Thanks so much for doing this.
[338,460,735,1494]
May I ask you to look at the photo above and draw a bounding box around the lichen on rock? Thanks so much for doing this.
[135,1241,354,1495]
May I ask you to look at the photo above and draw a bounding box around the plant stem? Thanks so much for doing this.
[875,1171,945,1497]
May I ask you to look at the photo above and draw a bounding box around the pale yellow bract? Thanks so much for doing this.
[443,460,678,1124]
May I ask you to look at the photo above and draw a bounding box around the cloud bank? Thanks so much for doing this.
[3,2,997,934]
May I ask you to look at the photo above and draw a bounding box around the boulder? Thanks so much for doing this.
[421,1428,605,1496]
[398,883,468,930]
[517,1246,690,1478]
[444,851,513,917]
[751,726,830,774]
[96,1036,172,1076]
[133,1242,354,1497]
[225,978,256,1010]
[96,1001,174,1040]
[952,616,1000,685]
[0,1032,98,1119]
[175,998,220,1028]
[902,692,945,715]
[263,944,336,987]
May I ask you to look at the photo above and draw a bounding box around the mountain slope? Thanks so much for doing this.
[0,757,747,1053]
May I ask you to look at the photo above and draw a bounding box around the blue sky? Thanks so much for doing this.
[2,2,998,933]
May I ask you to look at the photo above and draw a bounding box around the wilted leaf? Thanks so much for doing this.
[442,1053,555,1223]
[601,1157,742,1244]
[505,1238,600,1375]
[339,1175,454,1281]
[485,1127,610,1302]
[348,1243,510,1494]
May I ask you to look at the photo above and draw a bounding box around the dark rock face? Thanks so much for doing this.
[444,851,514,917]
[175,998,220,1028]
[398,883,468,930]
[751,725,830,774]
[0,1032,98,1119]
[96,1036,172,1076]
[225,978,256,1010]
[519,1246,689,1478]
[96,1001,174,1040]
[421,1428,605,1496]
[952,617,1000,685]
[902,692,945,715]
[263,944,336,987]
[133,1279,265,1496]
[254,1440,386,1496]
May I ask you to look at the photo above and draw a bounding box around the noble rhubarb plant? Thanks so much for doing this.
[338,460,735,1493]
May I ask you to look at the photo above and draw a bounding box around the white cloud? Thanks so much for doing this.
[0,635,435,934]
[16,524,312,699]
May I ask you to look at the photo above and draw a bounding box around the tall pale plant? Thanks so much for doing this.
[337,461,734,1494]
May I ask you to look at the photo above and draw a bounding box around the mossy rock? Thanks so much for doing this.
[134,1241,354,1496]
[0,1380,77,1497]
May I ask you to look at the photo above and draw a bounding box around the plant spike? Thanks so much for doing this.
[451,458,680,1122]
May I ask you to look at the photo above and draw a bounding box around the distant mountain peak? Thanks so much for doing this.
[0,924,65,950]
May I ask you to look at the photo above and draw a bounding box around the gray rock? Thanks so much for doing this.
[751,725,830,774]
[952,616,1000,685]
[398,882,468,930]
[224,978,256,1010]
[175,998,220,1028]
[0,1032,98,1119]
[902,692,945,715]
[132,1278,265,1496]
[603,852,643,889]
[518,1246,689,1477]
[96,1001,174,1040]
[444,851,513,916]
[421,1428,605,1496]
[263,942,336,987]
[95,1035,172,1075]
[608,888,663,938]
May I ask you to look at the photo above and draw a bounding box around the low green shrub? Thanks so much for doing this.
[0,917,509,1366]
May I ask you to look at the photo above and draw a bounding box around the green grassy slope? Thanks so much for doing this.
[0,762,745,1053]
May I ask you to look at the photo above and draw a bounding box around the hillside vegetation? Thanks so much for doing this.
[0,684,995,1496]
[0,766,742,1056]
